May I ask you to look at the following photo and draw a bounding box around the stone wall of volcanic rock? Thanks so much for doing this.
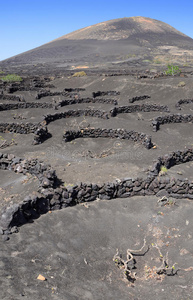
[152,114,193,131]
[59,97,118,106]
[0,103,53,111]
[63,128,153,149]
[0,148,193,234]
[92,91,120,98]
[44,109,109,124]
[128,95,151,103]
[175,98,193,109]
[0,122,50,145]
[0,109,110,144]
[36,87,85,99]
[0,79,55,93]
[0,99,117,112]
[111,104,169,117]
[0,93,25,102]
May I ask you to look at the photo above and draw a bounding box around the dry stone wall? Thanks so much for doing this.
[64,88,85,92]
[0,122,50,145]
[59,97,118,106]
[0,93,25,102]
[0,148,193,235]
[36,88,85,100]
[0,109,110,145]
[92,91,120,98]
[63,128,153,149]
[1,79,55,94]
[44,109,109,124]
[0,102,53,111]
[176,99,193,110]
[152,114,193,131]
[111,104,169,117]
[129,95,151,103]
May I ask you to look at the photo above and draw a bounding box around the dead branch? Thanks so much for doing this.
[113,238,148,282]
[152,243,179,275]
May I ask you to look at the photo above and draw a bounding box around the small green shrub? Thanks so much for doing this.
[160,166,168,173]
[154,59,161,64]
[178,81,186,87]
[143,59,151,63]
[72,71,87,77]
[165,65,181,76]
[0,74,22,82]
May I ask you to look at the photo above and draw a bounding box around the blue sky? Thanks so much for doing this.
[1,0,193,61]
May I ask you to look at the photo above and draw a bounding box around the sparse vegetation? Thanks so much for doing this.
[159,166,168,176]
[113,239,148,283]
[165,65,181,76]
[72,71,87,77]
[113,239,179,284]
[157,196,176,207]
[153,59,161,64]
[160,166,168,173]
[0,138,17,149]
[0,74,22,82]
[161,166,168,172]
[143,59,151,63]
[178,81,186,87]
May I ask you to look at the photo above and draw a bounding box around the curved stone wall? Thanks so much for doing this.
[36,87,86,100]
[0,102,53,111]
[129,95,151,103]
[59,97,118,107]
[92,91,120,98]
[0,93,25,102]
[1,79,55,94]
[0,147,193,235]
[0,122,50,145]
[111,104,170,117]
[44,109,109,124]
[152,114,193,131]
[63,128,153,149]
[176,99,193,110]
[64,88,85,92]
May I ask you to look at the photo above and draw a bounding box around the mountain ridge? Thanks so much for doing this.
[1,16,193,73]
[51,16,188,41]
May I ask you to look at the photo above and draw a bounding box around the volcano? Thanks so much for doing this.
[1,16,193,73]
[1,16,193,300]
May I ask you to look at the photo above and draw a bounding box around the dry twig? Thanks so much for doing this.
[113,239,148,282]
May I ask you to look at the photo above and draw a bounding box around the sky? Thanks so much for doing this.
[1,0,193,61]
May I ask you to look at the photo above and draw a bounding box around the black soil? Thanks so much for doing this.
[0,47,193,299]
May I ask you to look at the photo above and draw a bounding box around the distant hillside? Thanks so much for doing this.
[53,17,189,41]
[1,16,193,73]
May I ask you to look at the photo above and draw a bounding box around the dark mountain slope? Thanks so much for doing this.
[1,17,193,72]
